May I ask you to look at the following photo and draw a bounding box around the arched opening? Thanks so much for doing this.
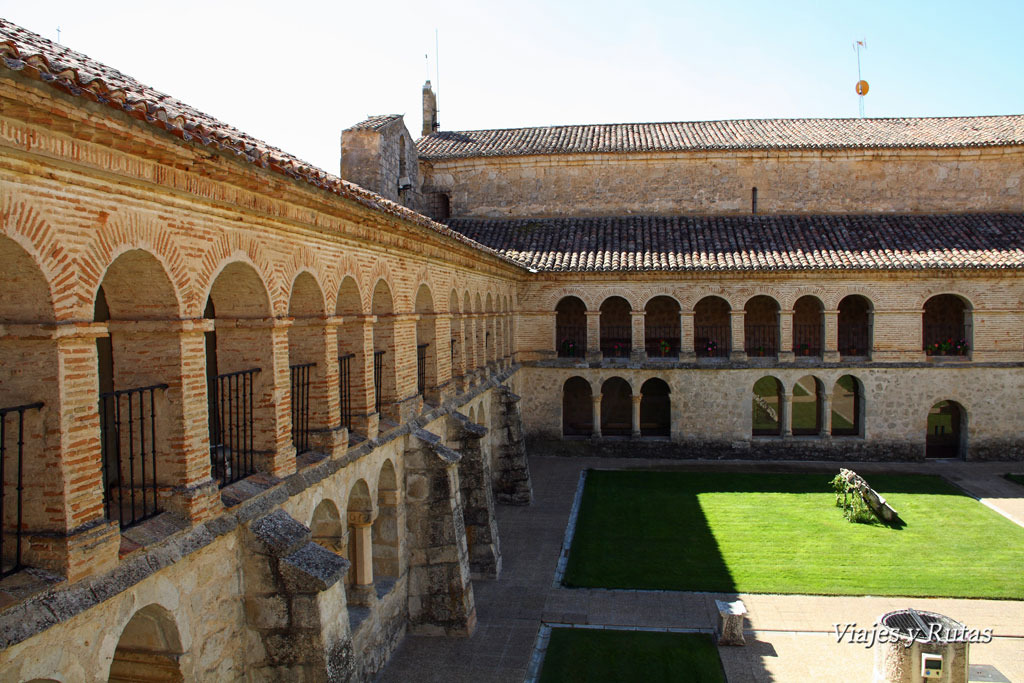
[838,295,872,358]
[926,401,966,459]
[555,296,586,358]
[310,499,343,553]
[644,296,680,358]
[346,479,375,604]
[415,284,437,402]
[752,377,783,436]
[371,280,396,421]
[792,296,823,358]
[923,295,971,357]
[373,460,400,583]
[0,236,56,575]
[205,262,273,487]
[474,293,485,373]
[449,289,463,385]
[600,378,632,437]
[108,604,184,682]
[463,292,476,374]
[485,292,495,365]
[287,272,327,456]
[791,375,822,435]
[639,378,671,437]
[694,296,731,358]
[600,297,631,358]
[335,277,364,434]
[562,377,593,437]
[831,375,863,437]
[745,296,779,358]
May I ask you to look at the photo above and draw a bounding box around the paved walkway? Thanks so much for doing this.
[378,457,1024,682]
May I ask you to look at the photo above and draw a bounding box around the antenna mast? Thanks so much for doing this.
[853,39,868,118]
[435,29,440,111]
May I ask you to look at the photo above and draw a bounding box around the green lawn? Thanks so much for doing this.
[1005,473,1024,488]
[563,470,1024,598]
[539,629,725,683]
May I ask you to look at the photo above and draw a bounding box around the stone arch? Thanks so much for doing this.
[926,400,967,459]
[310,499,344,553]
[831,375,864,437]
[562,376,593,437]
[600,377,632,437]
[791,375,823,435]
[373,459,400,581]
[108,603,185,682]
[1,197,77,320]
[639,378,671,437]
[346,479,376,601]
[752,376,783,436]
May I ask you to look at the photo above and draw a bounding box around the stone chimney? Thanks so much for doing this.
[422,80,439,136]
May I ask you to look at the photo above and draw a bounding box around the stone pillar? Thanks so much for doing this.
[591,394,603,438]
[822,392,833,437]
[729,310,746,360]
[492,385,533,505]
[405,430,476,636]
[823,309,840,362]
[585,310,602,362]
[781,389,793,438]
[451,414,502,579]
[778,309,795,362]
[630,310,646,362]
[631,393,643,438]
[679,311,696,361]
[349,521,374,587]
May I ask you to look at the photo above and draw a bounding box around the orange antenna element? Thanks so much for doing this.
[856,80,869,96]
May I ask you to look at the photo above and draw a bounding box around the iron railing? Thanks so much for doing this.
[644,326,679,358]
[451,338,457,363]
[745,324,778,357]
[556,325,586,358]
[416,344,429,395]
[373,350,386,414]
[792,323,822,357]
[338,354,354,431]
[290,362,315,455]
[923,323,969,356]
[1,401,43,576]
[600,325,632,358]
[99,383,167,530]
[838,324,870,357]
[694,324,730,357]
[210,367,260,488]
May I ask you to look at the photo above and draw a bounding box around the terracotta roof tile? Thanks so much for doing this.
[347,114,405,131]
[418,117,1024,160]
[445,214,1024,272]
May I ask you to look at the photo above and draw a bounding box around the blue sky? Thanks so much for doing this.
[3,0,1022,173]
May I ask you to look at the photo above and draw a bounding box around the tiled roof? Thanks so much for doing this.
[445,214,1024,272]
[418,116,1024,159]
[347,114,404,131]
[0,19,518,267]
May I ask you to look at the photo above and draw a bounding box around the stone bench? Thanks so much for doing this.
[715,599,747,646]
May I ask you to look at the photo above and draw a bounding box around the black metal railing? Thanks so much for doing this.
[792,323,822,357]
[210,367,260,488]
[745,324,778,357]
[838,324,870,357]
[695,324,730,357]
[556,325,586,358]
[923,323,969,356]
[1,401,43,577]
[99,384,167,530]
[416,343,429,395]
[451,338,457,364]
[373,350,386,414]
[644,326,679,358]
[600,326,632,358]
[338,354,354,431]
[290,362,315,455]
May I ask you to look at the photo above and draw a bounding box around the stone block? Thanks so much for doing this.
[280,542,349,594]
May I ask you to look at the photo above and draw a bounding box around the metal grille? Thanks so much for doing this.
[210,367,260,488]
[600,325,632,358]
[1,401,43,576]
[644,325,679,358]
[556,325,585,358]
[880,609,962,641]
[838,324,870,357]
[745,324,778,357]
[99,384,167,529]
[416,343,429,395]
[338,354,354,431]
[290,362,315,454]
[373,350,386,414]
[924,323,968,355]
[793,323,822,357]
[695,324,730,357]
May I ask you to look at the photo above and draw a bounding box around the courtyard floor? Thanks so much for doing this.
[377,456,1024,682]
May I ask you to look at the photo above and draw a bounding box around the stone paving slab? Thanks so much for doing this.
[377,456,1024,682]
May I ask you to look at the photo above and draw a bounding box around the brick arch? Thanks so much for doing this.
[197,251,274,318]
[594,288,641,311]
[287,268,328,317]
[1,195,79,320]
[680,286,734,310]
[915,289,976,311]
[335,274,365,316]
[410,266,440,309]
[739,291,783,310]
[195,232,278,317]
[830,290,877,310]
[542,286,588,311]
[783,287,830,310]
[284,245,332,310]
[641,292,683,310]
[363,260,399,313]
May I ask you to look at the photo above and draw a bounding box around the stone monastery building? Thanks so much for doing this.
[1,16,1024,682]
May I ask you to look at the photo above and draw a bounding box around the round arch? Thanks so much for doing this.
[752,376,783,436]
[562,376,593,437]
[926,400,967,459]
[600,377,632,436]
[639,378,671,437]
[108,604,185,682]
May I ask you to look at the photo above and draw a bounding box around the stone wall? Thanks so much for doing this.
[420,146,1024,218]
[341,118,420,209]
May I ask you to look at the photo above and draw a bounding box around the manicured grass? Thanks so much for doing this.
[1005,473,1024,488]
[563,470,1024,599]
[539,629,725,683]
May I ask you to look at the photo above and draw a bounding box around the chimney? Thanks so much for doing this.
[422,80,439,136]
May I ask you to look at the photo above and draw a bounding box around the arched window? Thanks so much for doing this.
[791,375,822,435]
[838,295,872,359]
[694,296,731,358]
[415,285,437,401]
[288,272,326,456]
[373,460,399,582]
[831,375,863,437]
[926,401,966,459]
[109,604,185,682]
[600,378,632,436]
[792,296,823,358]
[752,377,782,436]
[555,297,586,358]
[335,277,363,434]
[371,280,395,418]
[644,297,680,358]
[346,479,375,604]
[639,378,671,437]
[600,297,632,358]
[310,499,344,553]
[562,377,593,437]
[744,296,779,358]
[923,295,971,357]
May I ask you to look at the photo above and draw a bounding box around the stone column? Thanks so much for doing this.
[781,389,793,438]
[591,394,603,438]
[631,393,643,438]
[822,391,833,437]
[778,309,795,362]
[492,385,533,505]
[585,310,602,362]
[729,310,746,360]
[679,311,696,361]
[451,414,502,579]
[630,310,647,362]
[348,521,374,587]
[822,309,840,362]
